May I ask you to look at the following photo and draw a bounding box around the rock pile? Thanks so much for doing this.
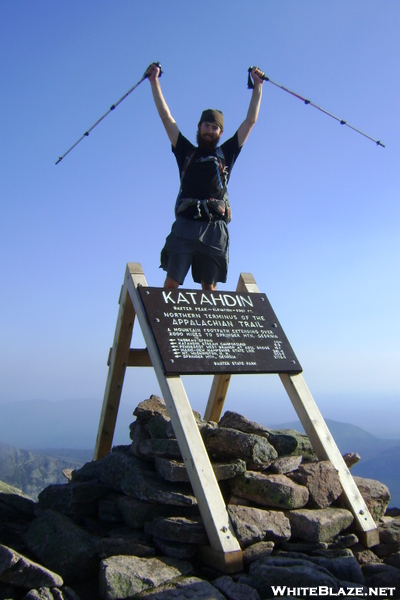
[1,395,400,599]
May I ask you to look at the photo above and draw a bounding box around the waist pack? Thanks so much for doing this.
[176,196,232,223]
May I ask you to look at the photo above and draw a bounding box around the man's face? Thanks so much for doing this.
[197,122,222,151]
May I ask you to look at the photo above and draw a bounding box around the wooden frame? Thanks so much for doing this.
[95,263,379,569]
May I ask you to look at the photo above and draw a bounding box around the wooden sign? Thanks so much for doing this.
[138,287,302,375]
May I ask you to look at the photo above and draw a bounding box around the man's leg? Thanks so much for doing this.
[201,281,217,291]
[164,276,180,289]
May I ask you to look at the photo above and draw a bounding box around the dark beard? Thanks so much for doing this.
[196,129,220,153]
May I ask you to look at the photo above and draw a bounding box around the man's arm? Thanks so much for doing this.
[237,68,264,147]
[147,64,179,147]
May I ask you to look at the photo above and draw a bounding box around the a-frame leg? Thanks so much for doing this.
[125,264,243,571]
[279,372,379,546]
[205,271,378,547]
[94,265,138,460]
[204,273,259,422]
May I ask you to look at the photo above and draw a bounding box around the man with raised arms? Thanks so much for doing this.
[147,64,264,291]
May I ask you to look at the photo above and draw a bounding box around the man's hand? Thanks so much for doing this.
[250,67,265,87]
[146,63,161,82]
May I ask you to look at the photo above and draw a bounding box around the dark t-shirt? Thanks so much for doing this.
[172,131,241,200]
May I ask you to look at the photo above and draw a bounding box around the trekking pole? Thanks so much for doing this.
[55,62,163,165]
[248,66,385,148]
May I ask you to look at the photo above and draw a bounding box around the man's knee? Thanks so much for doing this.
[201,281,217,291]
[164,276,180,289]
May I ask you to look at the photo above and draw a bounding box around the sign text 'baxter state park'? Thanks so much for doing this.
[138,287,302,375]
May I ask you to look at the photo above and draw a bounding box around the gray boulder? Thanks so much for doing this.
[117,496,189,529]
[99,555,192,599]
[22,587,80,599]
[136,576,225,599]
[200,423,278,470]
[0,481,36,517]
[240,556,339,597]
[230,471,309,509]
[353,476,391,522]
[227,505,290,547]
[24,509,98,584]
[38,480,113,517]
[0,543,63,589]
[287,507,354,543]
[288,461,342,508]
[144,516,208,545]
[269,456,303,474]
[213,575,261,600]
[243,541,275,565]
[276,549,364,584]
[154,458,246,483]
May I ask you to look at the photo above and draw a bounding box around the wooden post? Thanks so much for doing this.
[126,264,243,569]
[279,372,379,547]
[204,273,259,422]
[94,264,140,459]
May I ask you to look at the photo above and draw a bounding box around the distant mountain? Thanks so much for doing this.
[0,442,88,500]
[351,446,400,510]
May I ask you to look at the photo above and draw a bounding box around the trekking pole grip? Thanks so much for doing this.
[144,62,163,79]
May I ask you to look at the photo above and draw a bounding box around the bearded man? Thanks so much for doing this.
[147,64,264,290]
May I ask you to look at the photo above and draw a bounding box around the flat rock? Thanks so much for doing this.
[361,562,400,588]
[276,550,364,584]
[353,476,391,522]
[200,423,278,470]
[117,496,189,529]
[0,482,36,517]
[227,505,290,548]
[230,471,309,509]
[144,516,208,545]
[239,556,339,598]
[38,481,113,517]
[288,461,342,508]
[22,587,80,599]
[133,395,170,424]
[269,456,302,474]
[136,576,225,599]
[152,537,198,560]
[154,458,246,483]
[138,438,182,460]
[378,517,400,545]
[218,411,271,438]
[0,543,63,589]
[213,575,261,600]
[267,430,317,460]
[99,555,193,599]
[243,541,275,565]
[96,530,155,559]
[121,462,197,506]
[287,507,354,543]
[24,509,98,584]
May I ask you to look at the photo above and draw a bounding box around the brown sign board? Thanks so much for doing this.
[138,287,302,375]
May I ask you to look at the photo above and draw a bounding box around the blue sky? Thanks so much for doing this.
[1,1,399,439]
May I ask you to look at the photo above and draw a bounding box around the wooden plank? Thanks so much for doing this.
[127,348,152,367]
[203,272,257,422]
[279,372,378,546]
[93,263,141,460]
[204,374,231,422]
[126,267,242,560]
